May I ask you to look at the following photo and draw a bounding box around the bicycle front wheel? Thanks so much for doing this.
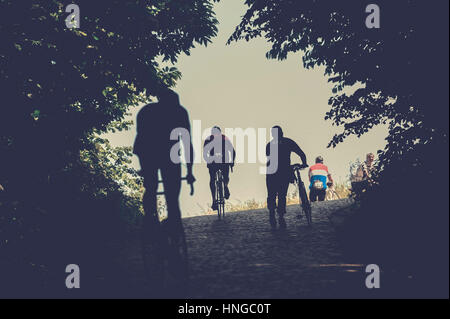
[141,220,164,294]
[165,223,189,298]
[216,174,225,219]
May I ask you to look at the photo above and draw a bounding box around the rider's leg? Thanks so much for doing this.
[266,174,277,227]
[277,175,289,215]
[208,166,217,209]
[318,189,326,201]
[222,164,230,199]
[160,164,187,295]
[309,189,317,202]
[161,164,182,234]
[142,167,165,292]
[142,168,159,230]
[141,170,164,297]
[277,179,289,229]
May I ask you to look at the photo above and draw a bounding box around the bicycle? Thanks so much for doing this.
[214,168,226,219]
[141,173,194,297]
[291,164,312,225]
[325,182,341,201]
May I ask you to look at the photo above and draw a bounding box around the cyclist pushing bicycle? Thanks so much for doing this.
[266,126,308,229]
[203,126,236,211]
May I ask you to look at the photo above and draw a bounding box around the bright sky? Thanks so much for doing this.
[107,0,388,217]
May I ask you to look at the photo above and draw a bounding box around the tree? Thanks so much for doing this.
[0,0,219,197]
[0,0,220,296]
[229,0,449,296]
[229,1,447,149]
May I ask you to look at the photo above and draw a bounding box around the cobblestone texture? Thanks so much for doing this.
[116,198,375,298]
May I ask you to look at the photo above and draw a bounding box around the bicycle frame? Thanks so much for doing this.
[325,185,341,201]
[292,164,312,225]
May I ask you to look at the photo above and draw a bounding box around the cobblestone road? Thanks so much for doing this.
[119,198,372,298]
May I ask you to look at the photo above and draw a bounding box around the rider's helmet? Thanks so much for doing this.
[315,156,324,164]
[271,126,284,139]
[211,126,221,135]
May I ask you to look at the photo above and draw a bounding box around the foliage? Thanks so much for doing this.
[0,0,219,194]
[0,0,220,295]
[332,182,351,199]
[198,185,351,217]
[229,0,449,293]
[0,0,220,217]
[229,1,447,153]
[226,198,266,212]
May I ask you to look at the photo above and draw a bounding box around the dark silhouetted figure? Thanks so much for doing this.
[203,126,236,210]
[133,89,195,232]
[266,126,307,229]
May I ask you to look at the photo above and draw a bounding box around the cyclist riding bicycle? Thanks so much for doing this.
[203,126,236,211]
[266,126,308,229]
[308,156,334,202]
[133,88,195,235]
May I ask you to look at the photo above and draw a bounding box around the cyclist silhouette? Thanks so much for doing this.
[133,88,195,233]
[203,126,236,210]
[266,126,308,229]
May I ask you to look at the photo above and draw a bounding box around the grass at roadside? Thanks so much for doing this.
[195,182,351,216]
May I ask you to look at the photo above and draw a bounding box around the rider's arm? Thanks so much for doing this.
[363,163,371,180]
[181,109,194,178]
[133,107,145,156]
[290,139,308,166]
[203,138,211,163]
[232,146,236,165]
[356,164,365,180]
[327,172,334,185]
[226,138,236,166]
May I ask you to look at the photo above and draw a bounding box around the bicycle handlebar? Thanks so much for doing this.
[139,170,195,196]
[292,163,309,170]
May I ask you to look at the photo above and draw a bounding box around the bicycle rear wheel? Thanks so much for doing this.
[141,217,164,294]
[298,182,312,225]
[156,220,188,297]
[332,190,341,200]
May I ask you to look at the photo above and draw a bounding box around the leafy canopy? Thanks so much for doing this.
[0,0,219,193]
[229,0,448,161]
